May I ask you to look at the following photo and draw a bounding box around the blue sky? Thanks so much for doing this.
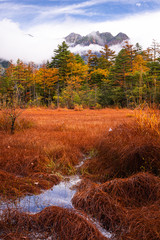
[0,0,160,62]
[0,0,160,25]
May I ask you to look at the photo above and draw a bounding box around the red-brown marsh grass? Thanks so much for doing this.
[135,106,160,135]
[82,119,160,181]
[0,130,60,198]
[0,108,34,133]
[1,107,160,239]
[72,179,126,233]
[124,203,160,240]
[0,107,133,198]
[0,206,108,240]
[100,172,160,208]
[72,172,160,240]
[0,169,60,198]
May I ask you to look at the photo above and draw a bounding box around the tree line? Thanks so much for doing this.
[0,40,160,109]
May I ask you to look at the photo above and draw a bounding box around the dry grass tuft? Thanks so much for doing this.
[72,172,160,240]
[0,206,108,240]
[0,169,60,198]
[82,120,160,181]
[100,172,160,207]
[35,206,108,240]
[72,179,126,233]
[135,107,160,135]
[123,204,160,240]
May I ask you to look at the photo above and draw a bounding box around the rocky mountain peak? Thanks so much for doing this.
[65,33,82,46]
[65,31,129,47]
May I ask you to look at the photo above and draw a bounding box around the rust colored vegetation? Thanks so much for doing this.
[0,108,131,198]
[0,206,107,240]
[82,120,160,181]
[72,172,160,240]
[1,107,160,240]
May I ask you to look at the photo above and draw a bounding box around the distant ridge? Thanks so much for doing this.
[0,58,10,75]
[65,31,129,47]
[0,58,10,68]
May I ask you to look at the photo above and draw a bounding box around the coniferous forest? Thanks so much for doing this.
[1,40,160,109]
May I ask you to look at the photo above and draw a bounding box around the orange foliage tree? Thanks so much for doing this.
[35,64,58,105]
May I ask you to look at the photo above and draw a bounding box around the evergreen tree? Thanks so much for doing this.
[49,41,71,107]
[86,50,99,72]
[147,59,160,103]
[98,44,115,70]
[109,48,133,107]
[49,41,71,78]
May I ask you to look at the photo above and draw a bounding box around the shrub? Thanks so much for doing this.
[135,107,160,135]
[74,104,83,111]
[0,108,34,133]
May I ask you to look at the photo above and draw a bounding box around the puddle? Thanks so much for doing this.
[0,176,81,213]
[0,160,113,239]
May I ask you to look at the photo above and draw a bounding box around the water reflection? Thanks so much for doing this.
[1,176,81,213]
[0,175,113,239]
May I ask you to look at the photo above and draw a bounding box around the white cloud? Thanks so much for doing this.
[33,0,115,22]
[0,10,160,63]
[70,44,103,55]
[98,10,160,48]
[0,19,62,63]
[136,3,142,7]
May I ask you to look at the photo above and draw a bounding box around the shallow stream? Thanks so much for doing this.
[0,160,112,239]
[0,175,80,213]
[18,175,80,213]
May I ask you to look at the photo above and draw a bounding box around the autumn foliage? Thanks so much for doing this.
[1,40,160,109]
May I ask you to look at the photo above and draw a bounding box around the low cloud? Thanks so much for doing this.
[0,19,62,63]
[70,44,103,55]
[70,42,124,56]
